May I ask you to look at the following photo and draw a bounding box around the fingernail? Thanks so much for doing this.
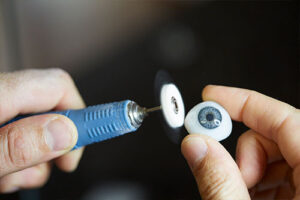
[45,118,74,151]
[182,136,208,169]
[4,186,19,193]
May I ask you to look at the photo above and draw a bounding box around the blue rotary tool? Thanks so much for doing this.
[1,100,161,149]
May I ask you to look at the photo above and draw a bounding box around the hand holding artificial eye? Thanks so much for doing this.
[181,85,299,199]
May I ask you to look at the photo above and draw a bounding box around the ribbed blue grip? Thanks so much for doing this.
[0,100,137,149]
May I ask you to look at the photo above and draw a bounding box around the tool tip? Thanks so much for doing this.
[146,106,161,113]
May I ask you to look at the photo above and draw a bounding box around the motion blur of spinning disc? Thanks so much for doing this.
[154,70,187,144]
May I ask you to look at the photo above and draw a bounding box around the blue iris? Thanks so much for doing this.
[198,106,222,129]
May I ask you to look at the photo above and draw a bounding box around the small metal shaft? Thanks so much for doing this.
[146,106,161,113]
[128,102,161,129]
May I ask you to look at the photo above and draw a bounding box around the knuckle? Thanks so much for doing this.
[245,90,260,106]
[4,126,33,168]
[247,89,258,97]
[276,113,293,140]
[49,68,77,91]
[50,68,73,83]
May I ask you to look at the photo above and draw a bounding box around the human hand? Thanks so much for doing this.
[0,69,85,193]
[182,85,298,199]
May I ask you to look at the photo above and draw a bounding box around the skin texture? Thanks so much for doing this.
[0,69,85,193]
[181,85,299,200]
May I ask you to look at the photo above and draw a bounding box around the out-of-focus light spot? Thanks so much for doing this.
[82,181,151,200]
[155,24,200,68]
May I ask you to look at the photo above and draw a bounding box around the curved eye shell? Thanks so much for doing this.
[160,84,185,129]
[184,101,232,141]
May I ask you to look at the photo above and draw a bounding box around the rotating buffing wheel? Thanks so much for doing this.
[154,70,186,144]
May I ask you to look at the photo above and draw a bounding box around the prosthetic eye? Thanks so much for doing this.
[184,101,232,141]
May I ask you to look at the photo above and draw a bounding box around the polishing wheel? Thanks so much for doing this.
[154,70,186,144]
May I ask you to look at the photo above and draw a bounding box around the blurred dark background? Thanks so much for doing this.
[0,1,299,200]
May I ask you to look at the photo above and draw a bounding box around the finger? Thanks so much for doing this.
[248,161,293,199]
[294,195,300,200]
[252,182,294,200]
[252,188,276,200]
[273,167,294,200]
[181,134,250,200]
[202,85,300,168]
[236,129,282,188]
[256,161,290,192]
[275,183,294,200]
[51,90,85,172]
[0,114,78,177]
[0,163,51,193]
[54,147,84,172]
[292,165,300,194]
[0,68,84,123]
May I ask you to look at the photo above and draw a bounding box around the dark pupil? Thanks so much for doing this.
[206,113,214,121]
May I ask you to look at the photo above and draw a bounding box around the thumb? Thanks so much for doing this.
[181,134,250,200]
[0,114,78,177]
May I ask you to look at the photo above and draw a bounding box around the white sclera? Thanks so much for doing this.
[184,101,232,141]
[160,84,185,129]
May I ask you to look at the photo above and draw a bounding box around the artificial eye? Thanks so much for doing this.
[184,101,232,141]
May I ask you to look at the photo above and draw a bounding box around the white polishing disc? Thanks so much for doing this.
[160,83,185,129]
